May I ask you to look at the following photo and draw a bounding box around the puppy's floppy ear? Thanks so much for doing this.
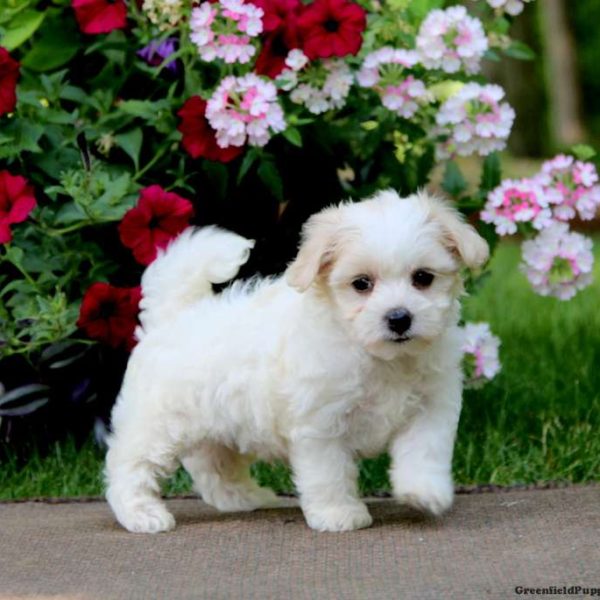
[286,206,341,292]
[423,192,489,269]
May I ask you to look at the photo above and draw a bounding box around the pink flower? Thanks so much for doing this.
[537,154,600,222]
[416,6,488,74]
[521,223,594,300]
[357,48,428,118]
[206,74,286,147]
[481,178,552,236]
[435,83,515,158]
[462,322,501,386]
[190,0,263,64]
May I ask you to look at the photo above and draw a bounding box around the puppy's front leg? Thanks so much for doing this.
[390,371,462,517]
[290,437,372,532]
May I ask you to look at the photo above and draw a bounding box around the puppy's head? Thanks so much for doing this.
[286,190,488,360]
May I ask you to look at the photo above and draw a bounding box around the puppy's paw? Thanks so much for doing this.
[393,473,454,516]
[118,502,176,534]
[303,502,373,532]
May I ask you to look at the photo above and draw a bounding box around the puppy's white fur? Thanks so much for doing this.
[105,190,488,533]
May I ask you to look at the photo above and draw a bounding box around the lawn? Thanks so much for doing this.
[1,239,599,499]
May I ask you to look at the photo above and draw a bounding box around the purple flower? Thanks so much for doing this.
[137,38,178,73]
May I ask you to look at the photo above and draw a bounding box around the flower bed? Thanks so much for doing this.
[0,0,598,449]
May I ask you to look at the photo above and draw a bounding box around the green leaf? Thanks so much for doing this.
[442,160,467,198]
[1,9,46,50]
[3,246,24,266]
[480,152,502,193]
[571,144,596,161]
[115,128,143,170]
[406,0,443,24]
[282,127,302,148]
[118,99,170,120]
[21,16,81,72]
[202,161,229,200]
[258,160,284,202]
[237,149,259,184]
[504,41,535,61]
[53,202,87,225]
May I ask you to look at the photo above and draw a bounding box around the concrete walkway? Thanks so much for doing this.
[1,485,598,599]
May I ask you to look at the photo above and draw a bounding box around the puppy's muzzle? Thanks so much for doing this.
[385,308,413,340]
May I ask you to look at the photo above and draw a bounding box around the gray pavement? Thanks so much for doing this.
[0,485,598,599]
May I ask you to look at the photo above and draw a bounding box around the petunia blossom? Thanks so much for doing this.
[119,185,195,266]
[77,283,142,351]
[297,0,366,60]
[0,48,20,117]
[0,171,37,244]
[71,0,127,34]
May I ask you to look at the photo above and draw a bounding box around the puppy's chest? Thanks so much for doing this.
[345,372,424,456]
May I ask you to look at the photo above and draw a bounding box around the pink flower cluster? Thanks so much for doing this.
[521,223,594,301]
[483,154,599,300]
[356,48,429,119]
[190,0,264,64]
[482,156,600,236]
[481,179,552,236]
[538,155,600,222]
[461,322,501,386]
[416,6,488,75]
[206,73,286,147]
[435,83,515,159]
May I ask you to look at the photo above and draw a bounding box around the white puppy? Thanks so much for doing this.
[105,189,488,534]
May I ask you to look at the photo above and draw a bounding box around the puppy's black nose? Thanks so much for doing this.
[386,308,412,336]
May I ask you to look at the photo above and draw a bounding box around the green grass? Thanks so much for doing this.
[1,240,599,499]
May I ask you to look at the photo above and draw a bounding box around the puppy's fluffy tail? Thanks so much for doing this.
[139,226,254,332]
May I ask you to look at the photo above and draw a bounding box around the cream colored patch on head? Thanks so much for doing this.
[287,189,485,359]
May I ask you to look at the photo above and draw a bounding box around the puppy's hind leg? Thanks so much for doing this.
[105,428,178,534]
[182,442,280,512]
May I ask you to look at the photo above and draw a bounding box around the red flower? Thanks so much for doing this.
[297,0,366,60]
[71,0,127,35]
[257,22,303,78]
[119,185,194,266]
[177,97,243,163]
[251,0,301,33]
[78,283,141,351]
[0,48,20,117]
[251,0,302,78]
[0,171,36,244]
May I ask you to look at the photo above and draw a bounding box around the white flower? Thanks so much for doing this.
[416,6,488,74]
[142,0,184,30]
[206,74,286,148]
[285,49,309,72]
[434,83,515,158]
[462,322,501,384]
[190,0,263,64]
[481,178,552,236]
[289,60,353,114]
[486,0,532,16]
[521,223,594,300]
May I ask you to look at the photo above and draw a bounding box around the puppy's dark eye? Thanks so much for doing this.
[412,270,434,289]
[351,275,374,293]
